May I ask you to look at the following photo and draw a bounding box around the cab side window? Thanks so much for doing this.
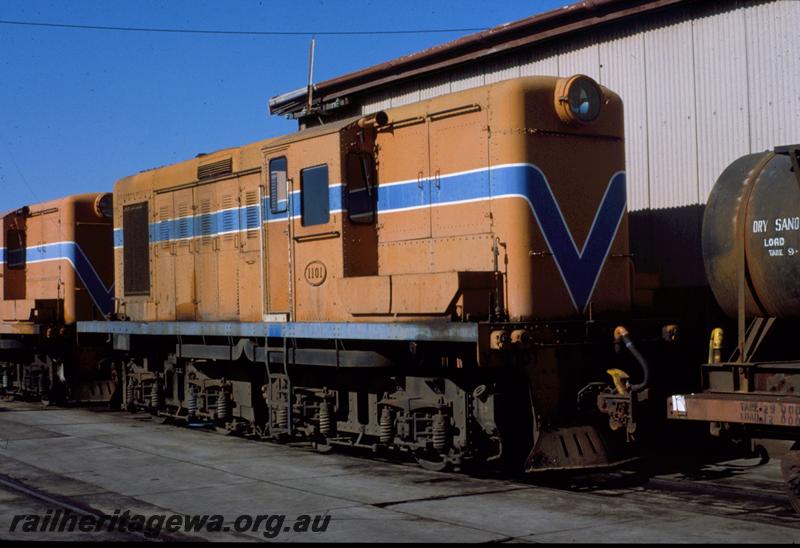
[346,152,376,224]
[300,164,329,227]
[6,229,26,270]
[269,157,288,214]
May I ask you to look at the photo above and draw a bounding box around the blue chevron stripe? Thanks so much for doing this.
[0,242,114,317]
[111,163,625,313]
[495,166,627,312]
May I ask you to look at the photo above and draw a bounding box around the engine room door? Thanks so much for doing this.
[375,118,431,242]
[237,174,264,322]
[193,185,218,320]
[153,192,176,320]
[172,188,196,321]
[428,104,491,237]
[211,179,240,320]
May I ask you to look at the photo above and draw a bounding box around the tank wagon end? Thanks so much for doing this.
[668,145,800,512]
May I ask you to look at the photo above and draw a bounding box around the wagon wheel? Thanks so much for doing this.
[780,442,800,514]
[414,450,450,472]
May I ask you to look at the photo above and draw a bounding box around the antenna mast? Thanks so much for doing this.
[306,36,315,113]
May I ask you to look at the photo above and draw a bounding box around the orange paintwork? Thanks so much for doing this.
[114,76,630,324]
[0,193,114,326]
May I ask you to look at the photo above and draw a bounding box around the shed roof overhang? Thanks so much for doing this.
[268,0,691,119]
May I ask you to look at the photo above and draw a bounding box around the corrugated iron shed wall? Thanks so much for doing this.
[354,0,800,286]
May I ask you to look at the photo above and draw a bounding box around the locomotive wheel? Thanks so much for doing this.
[414,451,450,472]
[781,442,800,514]
[311,439,334,454]
[40,383,66,407]
[155,414,174,425]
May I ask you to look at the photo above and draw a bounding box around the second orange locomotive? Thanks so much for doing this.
[0,193,114,402]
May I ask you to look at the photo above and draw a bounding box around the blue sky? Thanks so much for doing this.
[0,0,566,209]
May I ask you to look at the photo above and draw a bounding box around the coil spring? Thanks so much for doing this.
[126,380,134,405]
[318,401,332,436]
[432,412,447,451]
[379,407,394,445]
[186,389,197,417]
[1,370,8,389]
[276,405,289,429]
[150,382,162,409]
[216,390,229,421]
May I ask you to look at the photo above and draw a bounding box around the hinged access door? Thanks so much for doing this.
[375,117,430,242]
[153,192,175,320]
[172,188,196,320]
[264,151,291,317]
[238,173,264,321]
[289,137,342,321]
[193,185,218,320]
[428,103,491,237]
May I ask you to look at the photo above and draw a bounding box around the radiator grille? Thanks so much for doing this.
[198,158,232,180]
[123,202,150,296]
[221,194,236,239]
[244,190,259,238]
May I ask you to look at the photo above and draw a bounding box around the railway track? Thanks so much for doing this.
[644,476,797,527]
[3,400,798,538]
[0,472,205,542]
[535,466,799,529]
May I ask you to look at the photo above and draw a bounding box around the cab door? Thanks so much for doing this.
[264,151,291,317]
[2,211,27,309]
[289,137,341,321]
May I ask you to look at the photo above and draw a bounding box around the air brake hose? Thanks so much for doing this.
[614,326,650,393]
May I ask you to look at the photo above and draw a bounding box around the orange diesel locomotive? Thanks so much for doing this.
[79,76,670,471]
[0,193,115,402]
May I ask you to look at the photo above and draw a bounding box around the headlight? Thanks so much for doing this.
[554,75,603,125]
[94,193,113,219]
